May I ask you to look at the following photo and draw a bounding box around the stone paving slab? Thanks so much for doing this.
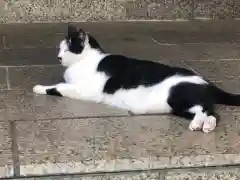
[0,0,238,23]
[4,33,63,49]
[4,61,240,92]
[0,68,7,89]
[16,118,95,175]
[1,22,240,42]
[2,21,240,36]
[105,42,240,62]
[214,81,240,94]
[1,43,240,66]
[0,121,13,177]
[185,60,240,81]
[0,48,59,66]
[1,42,240,66]
[163,43,240,61]
[8,65,64,90]
[152,30,240,44]
[8,114,240,176]
[0,22,240,66]
[0,90,128,121]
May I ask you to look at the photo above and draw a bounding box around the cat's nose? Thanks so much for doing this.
[58,57,62,62]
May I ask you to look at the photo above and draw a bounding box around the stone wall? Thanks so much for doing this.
[0,0,239,23]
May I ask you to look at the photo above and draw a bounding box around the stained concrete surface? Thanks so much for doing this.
[1,21,240,179]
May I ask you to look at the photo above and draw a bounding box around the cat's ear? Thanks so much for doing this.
[67,25,87,41]
[79,29,87,42]
[67,24,79,39]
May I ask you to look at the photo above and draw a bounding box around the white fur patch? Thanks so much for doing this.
[189,118,204,131]
[188,106,205,131]
[202,116,217,133]
[33,85,47,94]
[103,75,206,114]
[188,105,217,133]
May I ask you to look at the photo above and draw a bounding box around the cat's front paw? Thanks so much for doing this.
[33,85,46,94]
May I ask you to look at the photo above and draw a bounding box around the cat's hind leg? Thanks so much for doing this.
[188,105,217,133]
[168,82,217,133]
[172,104,217,133]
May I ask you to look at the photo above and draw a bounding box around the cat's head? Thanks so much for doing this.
[57,24,103,67]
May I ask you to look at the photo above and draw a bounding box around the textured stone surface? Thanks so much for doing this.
[16,118,95,175]
[93,114,240,169]
[184,60,240,81]
[0,0,126,23]
[4,33,63,49]
[152,32,240,43]
[124,0,189,20]
[236,1,240,18]
[0,48,59,66]
[163,167,240,180]
[215,81,240,94]
[194,0,236,19]
[11,113,240,176]
[0,68,7,90]
[0,0,239,22]
[0,90,128,121]
[151,43,240,61]
[8,65,64,90]
[14,114,240,176]
[213,81,240,112]
[0,22,240,66]
[0,121,13,177]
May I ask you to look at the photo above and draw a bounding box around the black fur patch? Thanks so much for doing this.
[67,34,104,54]
[168,82,215,119]
[88,35,104,53]
[68,38,84,54]
[46,88,63,97]
[97,55,195,94]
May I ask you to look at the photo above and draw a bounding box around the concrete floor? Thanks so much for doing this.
[1,21,240,179]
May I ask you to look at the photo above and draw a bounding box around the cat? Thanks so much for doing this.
[33,24,240,133]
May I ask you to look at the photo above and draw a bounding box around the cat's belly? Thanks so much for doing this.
[102,75,207,113]
[103,85,172,114]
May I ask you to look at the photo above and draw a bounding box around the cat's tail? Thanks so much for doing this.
[211,85,240,106]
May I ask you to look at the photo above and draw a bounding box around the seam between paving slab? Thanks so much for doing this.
[5,67,11,90]
[151,39,240,46]
[2,58,240,68]
[2,107,240,123]
[10,121,20,177]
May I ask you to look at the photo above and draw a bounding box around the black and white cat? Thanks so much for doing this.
[33,25,240,133]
